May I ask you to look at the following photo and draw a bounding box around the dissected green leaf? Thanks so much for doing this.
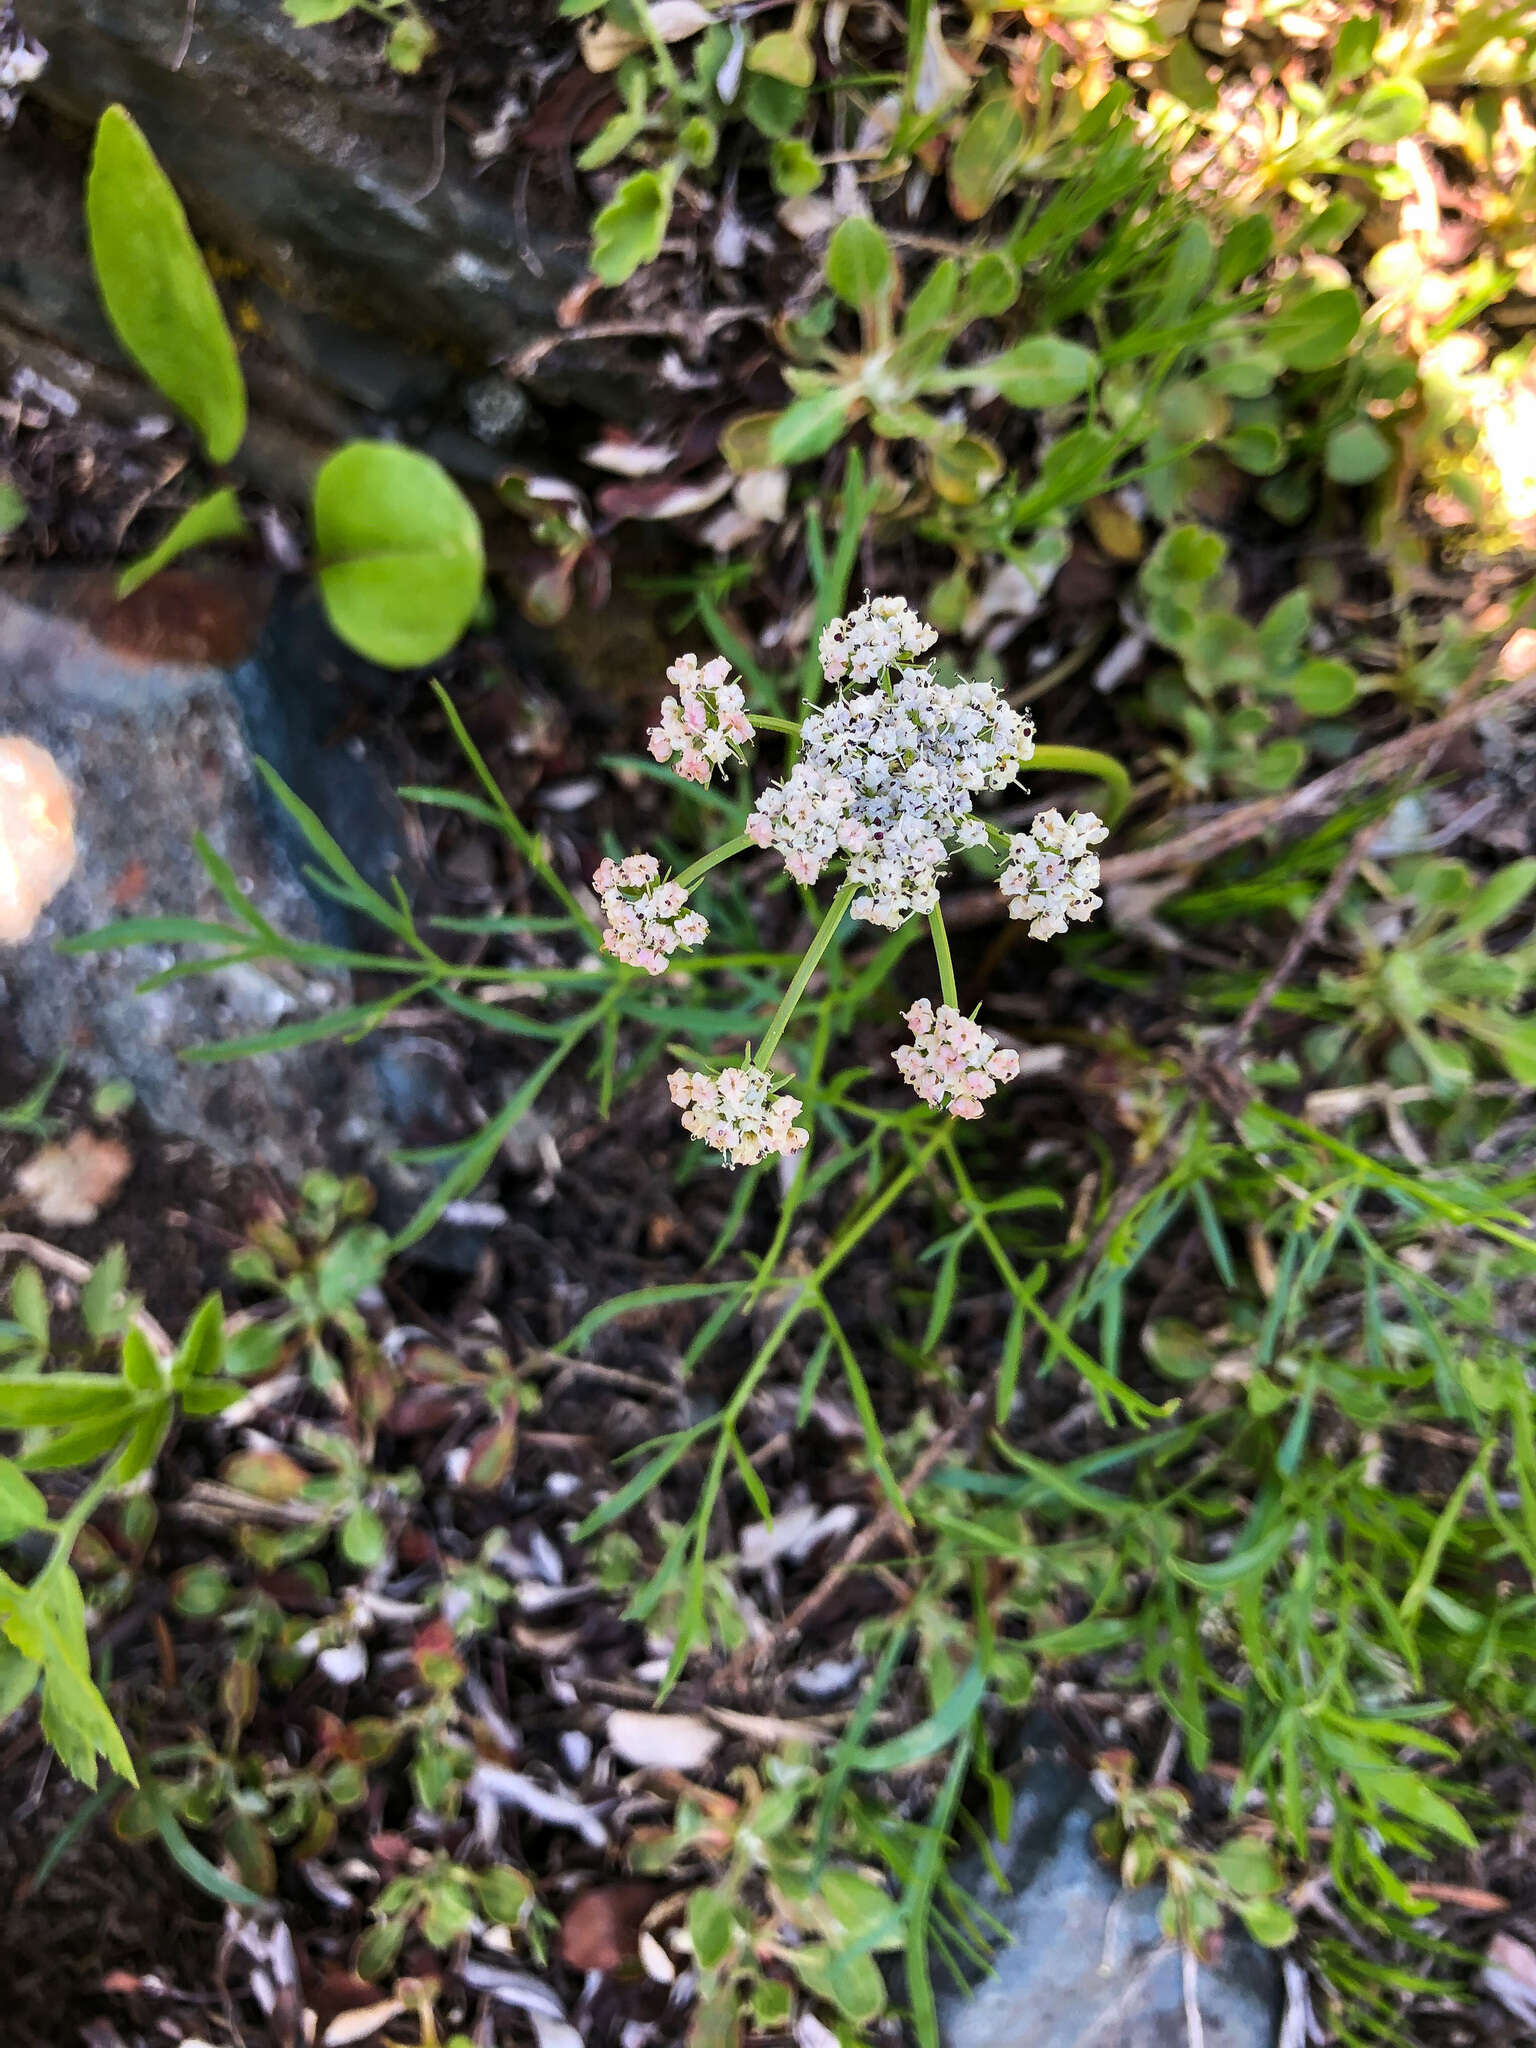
[86,106,247,463]
[312,442,485,668]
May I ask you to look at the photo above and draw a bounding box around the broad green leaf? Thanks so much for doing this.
[973,336,1096,408]
[1332,11,1378,79]
[591,169,673,286]
[312,442,485,668]
[826,217,894,314]
[767,387,858,464]
[0,1641,38,1718]
[957,250,1021,321]
[284,0,355,20]
[1457,858,1536,938]
[791,1945,885,2024]
[1238,1898,1298,1947]
[1325,417,1393,483]
[747,28,815,86]
[925,431,1004,505]
[121,1326,164,1394]
[1268,288,1361,371]
[175,1293,226,1382]
[1353,78,1427,144]
[0,478,25,535]
[1163,37,1217,111]
[1222,421,1287,474]
[1288,658,1358,715]
[0,1459,48,1542]
[948,95,1025,219]
[386,13,435,70]
[820,1868,903,1948]
[86,106,247,463]
[0,1374,139,1428]
[689,1886,736,1969]
[0,1567,135,1786]
[1217,215,1273,290]
[770,136,822,197]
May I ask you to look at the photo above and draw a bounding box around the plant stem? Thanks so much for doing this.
[430,681,601,941]
[1027,744,1133,826]
[751,713,801,736]
[929,904,959,1009]
[754,885,857,1069]
[676,832,752,892]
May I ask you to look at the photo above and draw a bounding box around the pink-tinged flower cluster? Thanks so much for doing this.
[893,999,1020,1120]
[998,809,1107,939]
[647,654,755,787]
[819,594,937,684]
[593,853,707,974]
[667,1062,809,1168]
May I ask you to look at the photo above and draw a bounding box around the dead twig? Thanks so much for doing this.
[0,1230,175,1358]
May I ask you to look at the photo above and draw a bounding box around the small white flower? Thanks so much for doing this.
[998,810,1107,939]
[667,1062,808,1168]
[893,999,1020,1120]
[647,653,755,787]
[594,853,709,973]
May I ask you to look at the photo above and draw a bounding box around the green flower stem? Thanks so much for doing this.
[430,681,601,942]
[676,832,753,892]
[1027,744,1133,826]
[753,885,857,1071]
[929,904,959,1010]
[751,713,801,736]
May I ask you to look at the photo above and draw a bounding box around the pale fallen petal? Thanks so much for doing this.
[469,1763,608,1848]
[607,1709,722,1772]
[323,2002,407,2047]
[15,1131,133,1226]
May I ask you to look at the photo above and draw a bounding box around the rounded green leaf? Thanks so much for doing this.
[826,217,895,314]
[1325,417,1393,484]
[689,1886,736,1970]
[1289,658,1358,715]
[313,443,485,668]
[1268,288,1361,372]
[86,106,247,464]
[1353,78,1427,144]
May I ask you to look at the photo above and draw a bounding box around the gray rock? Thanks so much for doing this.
[937,1736,1280,2048]
[0,568,399,1176]
[14,0,635,412]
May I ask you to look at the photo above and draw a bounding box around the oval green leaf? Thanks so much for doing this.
[86,106,247,464]
[826,216,895,314]
[313,443,486,669]
[977,336,1097,408]
[1268,288,1361,372]
[1325,417,1393,484]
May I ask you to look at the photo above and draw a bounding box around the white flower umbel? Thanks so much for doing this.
[893,999,1021,1120]
[749,632,1036,929]
[667,1062,809,1168]
[998,808,1107,939]
[819,594,937,684]
[647,653,755,787]
[593,853,708,974]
